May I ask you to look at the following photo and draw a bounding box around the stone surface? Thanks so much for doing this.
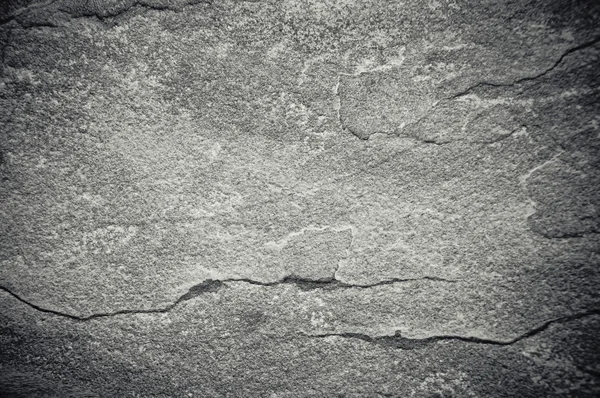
[1,0,599,396]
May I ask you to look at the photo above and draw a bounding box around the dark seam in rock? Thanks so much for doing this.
[575,364,600,378]
[1,282,598,350]
[535,230,600,240]
[0,15,16,26]
[0,0,59,26]
[412,124,524,146]
[304,309,600,349]
[0,0,213,28]
[0,276,456,321]
[448,35,600,100]
[338,37,600,142]
[1,28,12,66]
[223,275,458,290]
[0,279,223,321]
[16,19,60,28]
[63,0,213,24]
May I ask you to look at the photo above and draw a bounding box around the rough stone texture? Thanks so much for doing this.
[0,0,599,396]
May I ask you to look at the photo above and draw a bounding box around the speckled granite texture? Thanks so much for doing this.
[1,0,599,396]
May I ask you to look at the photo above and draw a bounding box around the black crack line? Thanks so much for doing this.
[60,0,213,24]
[222,275,458,291]
[0,279,223,321]
[535,230,600,240]
[0,0,59,26]
[305,309,600,350]
[351,108,525,145]
[0,276,456,321]
[1,28,12,66]
[448,35,600,100]
[576,364,600,378]
[0,0,212,28]
[339,36,600,142]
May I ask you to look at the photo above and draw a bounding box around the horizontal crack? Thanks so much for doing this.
[448,35,600,99]
[225,275,457,291]
[339,36,600,142]
[1,0,213,28]
[0,280,222,322]
[305,309,600,350]
[576,364,600,378]
[0,275,456,321]
[535,230,600,240]
[0,0,59,26]
[2,281,599,351]
[67,0,213,22]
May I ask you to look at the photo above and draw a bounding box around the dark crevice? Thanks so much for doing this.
[448,35,600,100]
[0,285,84,321]
[306,309,600,350]
[224,275,458,291]
[0,275,456,321]
[5,279,597,349]
[0,15,15,26]
[15,19,60,28]
[363,125,523,146]
[1,28,12,66]
[576,364,600,378]
[0,279,223,321]
[420,139,447,146]
[61,0,213,24]
[1,0,213,28]
[535,230,600,240]
[176,279,224,301]
[341,36,600,142]
[0,0,59,26]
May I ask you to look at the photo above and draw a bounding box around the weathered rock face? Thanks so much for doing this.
[1,0,599,396]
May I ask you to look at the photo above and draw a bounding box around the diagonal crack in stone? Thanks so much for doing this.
[304,309,600,350]
[3,280,598,351]
[342,35,600,142]
[0,0,59,26]
[66,0,213,23]
[0,0,213,28]
[447,35,600,100]
[338,33,600,143]
[0,275,457,321]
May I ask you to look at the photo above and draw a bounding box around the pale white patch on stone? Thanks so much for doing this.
[264,224,355,252]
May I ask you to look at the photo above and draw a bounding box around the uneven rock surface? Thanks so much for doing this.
[1,0,599,396]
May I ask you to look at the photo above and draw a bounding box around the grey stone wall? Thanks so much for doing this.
[1,0,599,396]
